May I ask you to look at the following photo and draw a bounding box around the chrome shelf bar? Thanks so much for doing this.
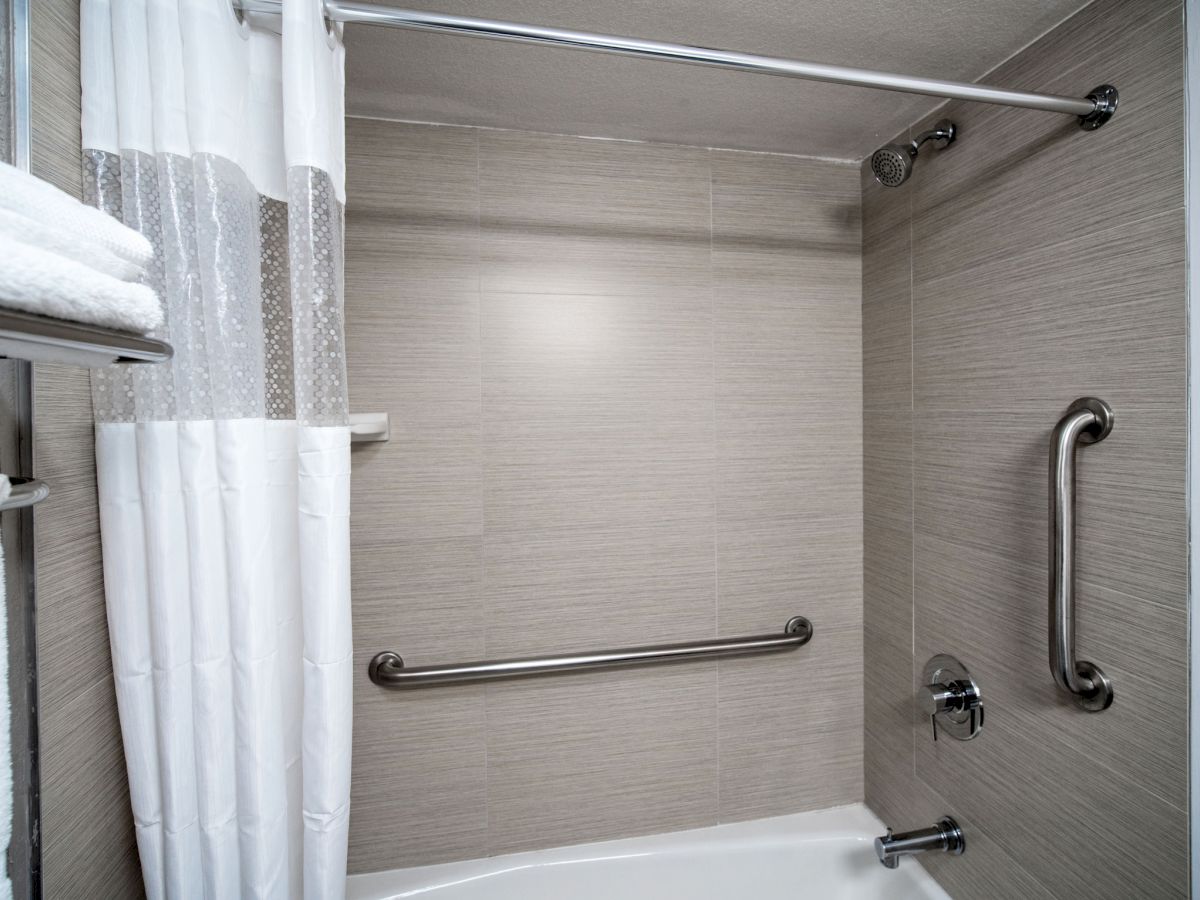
[369,616,813,688]
[234,0,1116,126]
[0,478,48,512]
[0,309,173,367]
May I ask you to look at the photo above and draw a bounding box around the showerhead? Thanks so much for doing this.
[870,144,916,188]
[870,119,956,187]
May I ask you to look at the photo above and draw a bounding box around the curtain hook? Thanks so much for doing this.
[229,1,340,42]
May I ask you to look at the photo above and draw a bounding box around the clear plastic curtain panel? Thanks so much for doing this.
[80,2,351,898]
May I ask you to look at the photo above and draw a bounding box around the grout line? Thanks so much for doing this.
[906,130,918,786]
[343,113,860,164]
[475,127,491,856]
[709,150,722,823]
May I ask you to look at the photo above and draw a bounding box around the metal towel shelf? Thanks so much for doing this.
[0,309,173,367]
[369,616,813,688]
[0,478,49,512]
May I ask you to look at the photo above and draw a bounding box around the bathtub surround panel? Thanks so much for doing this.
[346,119,862,872]
[861,0,1187,898]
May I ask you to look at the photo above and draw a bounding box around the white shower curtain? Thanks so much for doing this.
[80,2,352,898]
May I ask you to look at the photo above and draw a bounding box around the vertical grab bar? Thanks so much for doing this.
[1049,397,1114,712]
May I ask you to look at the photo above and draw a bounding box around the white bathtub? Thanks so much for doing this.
[346,803,952,899]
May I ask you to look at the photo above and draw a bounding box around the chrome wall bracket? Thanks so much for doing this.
[920,654,983,742]
[1079,84,1119,130]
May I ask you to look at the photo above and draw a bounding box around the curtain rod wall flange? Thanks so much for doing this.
[232,0,1118,129]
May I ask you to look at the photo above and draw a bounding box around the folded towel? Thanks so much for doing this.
[0,161,153,268]
[0,209,144,283]
[0,234,163,334]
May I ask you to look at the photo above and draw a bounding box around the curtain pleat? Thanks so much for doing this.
[295,425,352,897]
[178,419,241,900]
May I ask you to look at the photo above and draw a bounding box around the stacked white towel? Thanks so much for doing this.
[0,161,163,334]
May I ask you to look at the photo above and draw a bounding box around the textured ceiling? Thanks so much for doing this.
[344,0,1093,161]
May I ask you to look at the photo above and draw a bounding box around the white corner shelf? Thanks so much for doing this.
[349,412,390,443]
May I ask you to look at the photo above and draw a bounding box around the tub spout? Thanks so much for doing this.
[874,817,964,869]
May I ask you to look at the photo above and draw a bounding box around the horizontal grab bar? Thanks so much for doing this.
[368,616,813,688]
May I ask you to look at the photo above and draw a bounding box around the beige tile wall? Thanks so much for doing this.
[345,120,863,872]
[28,1,144,896]
[861,1,1187,898]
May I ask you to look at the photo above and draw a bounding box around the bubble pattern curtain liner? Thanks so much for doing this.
[87,151,349,426]
[81,2,352,898]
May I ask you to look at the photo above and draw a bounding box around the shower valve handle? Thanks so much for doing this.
[919,672,982,742]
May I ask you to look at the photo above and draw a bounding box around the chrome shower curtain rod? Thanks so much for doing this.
[234,0,1118,128]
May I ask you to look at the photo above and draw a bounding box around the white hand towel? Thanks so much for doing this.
[0,209,144,283]
[0,161,153,268]
[0,234,163,334]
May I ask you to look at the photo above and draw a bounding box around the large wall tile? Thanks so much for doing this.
[717,513,861,634]
[346,290,482,541]
[478,131,711,299]
[483,521,716,658]
[39,677,141,899]
[346,119,482,544]
[711,151,861,302]
[718,625,862,822]
[485,666,719,855]
[481,289,714,533]
[349,538,488,872]
[709,149,863,825]
[912,211,1185,414]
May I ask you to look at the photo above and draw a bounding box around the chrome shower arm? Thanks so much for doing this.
[912,121,957,151]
